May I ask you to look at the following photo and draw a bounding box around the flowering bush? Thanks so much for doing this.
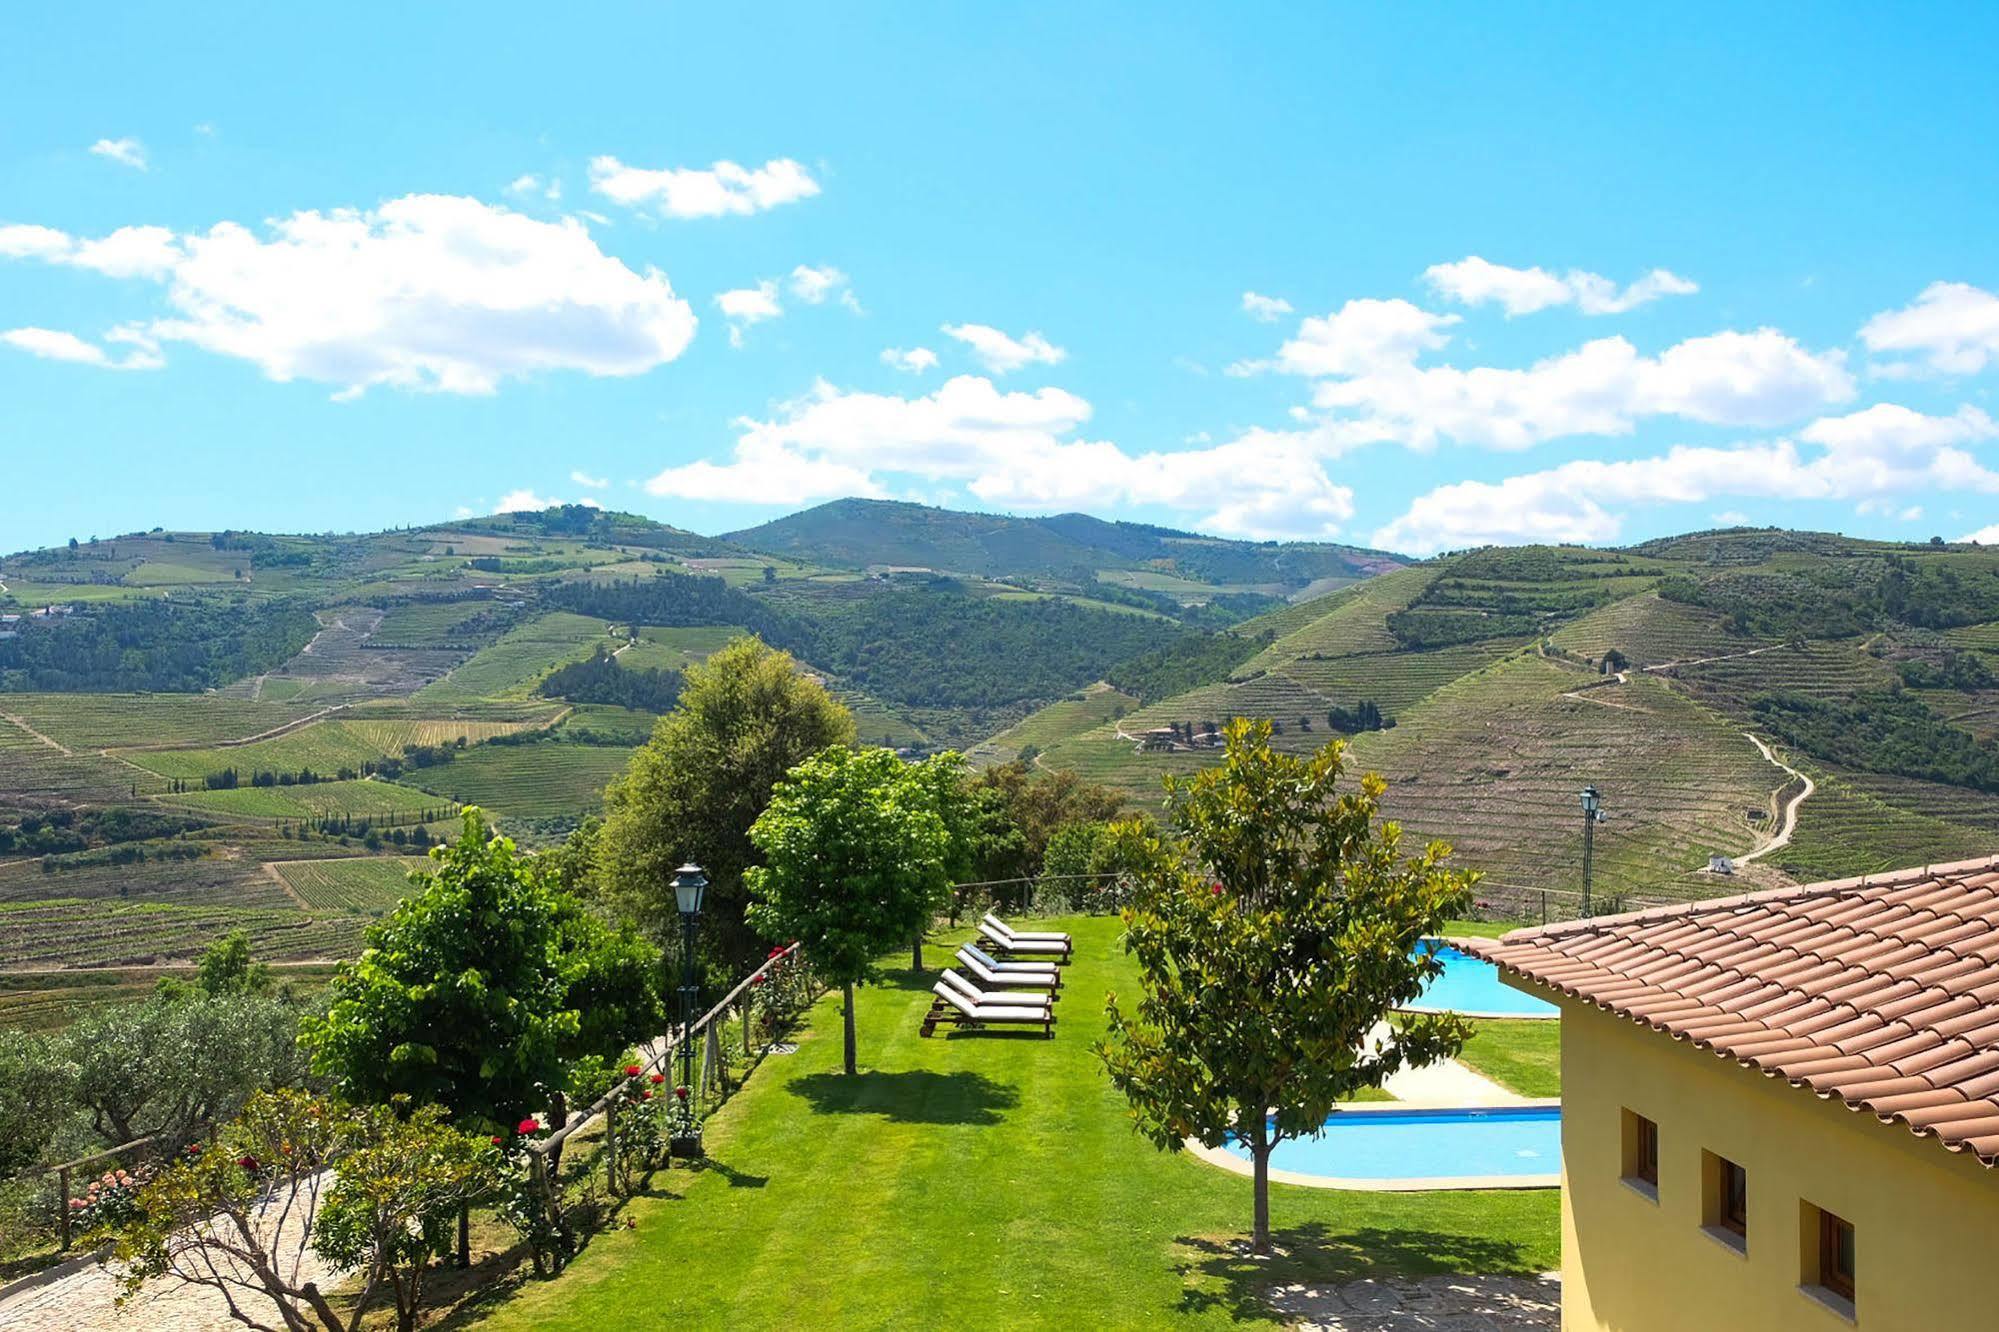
[71,1167,147,1231]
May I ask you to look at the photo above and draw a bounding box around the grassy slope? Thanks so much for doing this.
[469,917,1558,1331]
[1455,1021,1562,1098]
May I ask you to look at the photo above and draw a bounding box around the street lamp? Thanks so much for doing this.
[1579,786,1605,917]
[671,863,706,1154]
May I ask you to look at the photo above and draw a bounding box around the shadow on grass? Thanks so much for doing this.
[789,1069,1019,1125]
[685,1155,769,1188]
[1172,1222,1536,1322]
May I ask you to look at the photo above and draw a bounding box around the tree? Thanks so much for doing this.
[0,1029,74,1176]
[104,1089,493,1332]
[746,747,948,1075]
[965,760,1123,898]
[68,993,308,1150]
[900,751,988,969]
[301,811,659,1260]
[158,929,271,1001]
[598,636,854,972]
[1097,718,1476,1254]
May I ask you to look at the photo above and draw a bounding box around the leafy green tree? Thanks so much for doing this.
[157,928,271,1001]
[900,750,990,968]
[68,993,308,1149]
[1097,719,1475,1254]
[747,746,948,1075]
[303,811,661,1131]
[598,636,855,970]
[0,1029,74,1176]
[966,760,1124,902]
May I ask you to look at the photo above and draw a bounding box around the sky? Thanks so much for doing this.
[4,3,1999,557]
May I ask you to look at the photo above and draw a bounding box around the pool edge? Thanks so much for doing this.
[1184,1097,1564,1193]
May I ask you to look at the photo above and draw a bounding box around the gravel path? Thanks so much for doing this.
[1269,1272,1560,1330]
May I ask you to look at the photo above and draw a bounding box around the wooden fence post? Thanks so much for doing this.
[603,1097,619,1196]
[57,1165,71,1250]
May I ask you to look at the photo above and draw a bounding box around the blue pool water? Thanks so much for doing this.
[1404,942,1558,1018]
[1227,1106,1561,1181]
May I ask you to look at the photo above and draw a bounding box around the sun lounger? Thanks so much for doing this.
[941,968,1052,1010]
[961,941,1057,976]
[956,946,1060,992]
[920,981,1055,1038]
[977,920,1071,961]
[984,912,1072,945]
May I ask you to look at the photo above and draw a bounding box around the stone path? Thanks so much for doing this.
[1268,1272,1561,1330]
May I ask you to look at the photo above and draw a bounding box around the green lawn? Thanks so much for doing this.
[467,916,1558,1330]
[1455,1020,1562,1098]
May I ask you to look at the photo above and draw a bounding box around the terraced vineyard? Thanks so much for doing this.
[1776,764,1998,882]
[2,693,307,748]
[0,898,360,967]
[159,777,453,822]
[1238,564,1437,669]
[1550,592,1766,666]
[0,717,141,800]
[967,682,1138,765]
[400,742,637,821]
[273,856,427,913]
[413,612,622,703]
[121,717,541,782]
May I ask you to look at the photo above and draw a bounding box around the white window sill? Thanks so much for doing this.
[1798,1284,1857,1324]
[1620,1176,1659,1204]
[1700,1224,1747,1257]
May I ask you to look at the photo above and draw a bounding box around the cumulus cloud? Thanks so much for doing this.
[89,137,147,170]
[569,470,609,489]
[881,346,938,374]
[493,489,603,513]
[506,173,562,202]
[1423,256,1698,316]
[1,326,162,370]
[1373,403,1999,554]
[1960,523,1999,544]
[1861,282,1999,376]
[715,280,782,347]
[940,323,1065,374]
[788,264,859,311]
[1241,291,1293,323]
[0,196,698,395]
[644,375,1352,539]
[587,155,819,219]
[1256,299,1461,378]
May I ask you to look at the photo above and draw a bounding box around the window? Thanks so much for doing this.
[1701,1150,1748,1252]
[1620,1109,1658,1195]
[1815,1205,1855,1301]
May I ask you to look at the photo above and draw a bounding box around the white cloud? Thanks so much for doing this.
[1241,291,1293,323]
[940,323,1066,374]
[1373,404,1999,554]
[569,470,610,489]
[506,174,562,202]
[493,489,603,513]
[1423,256,1697,316]
[89,137,147,170]
[1303,327,1853,450]
[0,196,698,395]
[587,155,819,219]
[1960,524,1999,544]
[1711,511,1751,526]
[1,326,161,370]
[1861,282,1999,376]
[1262,299,1461,378]
[881,346,938,374]
[645,374,1352,539]
[715,280,782,347]
[788,264,859,311]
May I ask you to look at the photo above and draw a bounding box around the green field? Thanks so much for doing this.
[968,681,1139,765]
[1454,1020,1562,1098]
[1,693,308,748]
[468,916,1559,1330]
[413,612,623,703]
[0,898,360,967]
[159,778,452,822]
[273,856,427,913]
[401,743,637,820]
[121,717,539,781]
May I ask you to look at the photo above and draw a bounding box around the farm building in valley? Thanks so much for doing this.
[1460,857,1999,1331]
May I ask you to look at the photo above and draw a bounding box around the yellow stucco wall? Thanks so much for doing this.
[1543,987,1999,1332]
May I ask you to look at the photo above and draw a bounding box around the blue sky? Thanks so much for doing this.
[4,3,1998,556]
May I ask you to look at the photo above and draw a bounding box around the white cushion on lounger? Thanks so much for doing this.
[957,949,1056,988]
[932,983,1045,1023]
[962,943,1056,974]
[978,922,1067,952]
[942,969,1049,1009]
[984,913,1071,943]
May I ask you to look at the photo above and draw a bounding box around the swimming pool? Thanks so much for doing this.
[1402,941,1558,1018]
[1220,1105,1561,1188]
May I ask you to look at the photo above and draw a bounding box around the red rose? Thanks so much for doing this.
[490,1136,504,1146]
[674,1086,689,1101]
[237,1155,258,1171]
[640,1090,654,1100]
[624,1064,642,1078]
[649,1073,666,1085]
[516,1117,541,1135]
[1210,882,1223,895]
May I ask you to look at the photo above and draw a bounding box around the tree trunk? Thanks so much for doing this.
[842,981,858,1075]
[1251,1121,1273,1255]
[911,931,924,972]
[547,1091,569,1178]
[456,1202,470,1268]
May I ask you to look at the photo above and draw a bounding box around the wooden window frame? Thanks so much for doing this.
[1634,1114,1658,1186]
[1818,1208,1855,1301]
[1718,1157,1747,1236]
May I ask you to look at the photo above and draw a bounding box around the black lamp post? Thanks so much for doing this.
[671,863,706,1155]
[1579,786,1604,917]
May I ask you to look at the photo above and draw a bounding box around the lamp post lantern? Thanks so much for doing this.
[671,863,706,1155]
[1579,786,1604,917]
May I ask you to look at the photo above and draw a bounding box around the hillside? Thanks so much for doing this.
[1018,530,1999,911]
[722,498,1403,597]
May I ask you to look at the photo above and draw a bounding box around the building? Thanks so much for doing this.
[1457,857,1999,1331]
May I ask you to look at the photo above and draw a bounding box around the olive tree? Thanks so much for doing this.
[746,746,948,1075]
[1097,718,1475,1253]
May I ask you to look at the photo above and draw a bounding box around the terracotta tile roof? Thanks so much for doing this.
[1454,854,1999,1167]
